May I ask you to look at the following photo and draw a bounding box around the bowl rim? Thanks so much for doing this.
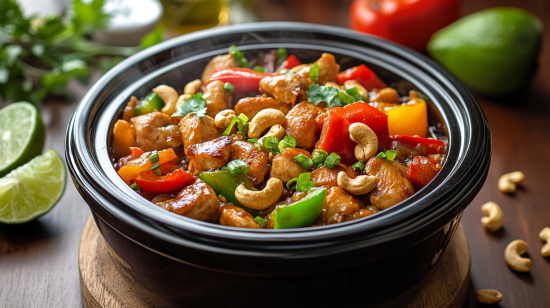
[66,22,490,254]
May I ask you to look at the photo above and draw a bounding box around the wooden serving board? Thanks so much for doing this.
[79,217,470,308]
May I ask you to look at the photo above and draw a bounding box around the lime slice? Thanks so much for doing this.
[0,102,45,177]
[0,149,66,224]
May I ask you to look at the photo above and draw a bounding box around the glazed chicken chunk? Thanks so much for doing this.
[203,80,233,118]
[160,180,221,222]
[201,53,237,84]
[186,136,232,175]
[220,205,263,229]
[284,102,324,150]
[271,148,312,183]
[259,74,310,104]
[230,141,269,185]
[179,114,221,149]
[365,157,415,210]
[324,187,363,224]
[311,165,357,187]
[130,111,182,152]
[234,94,291,119]
[292,53,340,85]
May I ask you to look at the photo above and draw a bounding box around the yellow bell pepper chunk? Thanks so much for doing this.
[112,119,137,159]
[387,92,428,137]
[117,148,178,184]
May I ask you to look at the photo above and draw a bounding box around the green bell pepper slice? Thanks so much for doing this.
[199,170,257,216]
[272,187,326,229]
[134,92,165,116]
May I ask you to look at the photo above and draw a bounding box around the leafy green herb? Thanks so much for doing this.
[309,62,320,81]
[276,48,287,66]
[252,66,264,73]
[345,86,366,102]
[224,82,234,94]
[306,84,354,107]
[227,160,249,176]
[171,93,207,118]
[229,45,248,68]
[376,150,398,161]
[294,154,313,170]
[254,216,266,228]
[278,135,297,153]
[324,152,341,168]
[263,136,280,156]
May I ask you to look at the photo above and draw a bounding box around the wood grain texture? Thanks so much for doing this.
[79,217,470,308]
[1,0,549,307]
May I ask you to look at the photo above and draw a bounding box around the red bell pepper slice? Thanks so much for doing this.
[275,54,302,73]
[316,102,390,150]
[408,156,441,189]
[206,68,273,93]
[132,163,195,194]
[315,111,357,165]
[390,135,445,154]
[115,147,145,171]
[336,64,387,90]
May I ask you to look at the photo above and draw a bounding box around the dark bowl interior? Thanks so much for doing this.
[66,22,490,276]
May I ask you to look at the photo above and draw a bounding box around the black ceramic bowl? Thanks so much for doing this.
[66,22,490,307]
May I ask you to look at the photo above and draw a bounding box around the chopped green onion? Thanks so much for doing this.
[312,149,328,167]
[229,45,249,68]
[286,178,298,190]
[131,183,141,193]
[221,166,229,170]
[376,152,386,159]
[324,152,341,168]
[252,66,264,73]
[222,115,247,136]
[278,135,297,152]
[294,154,313,170]
[309,62,320,81]
[277,48,287,66]
[151,163,160,170]
[263,136,280,156]
[254,216,267,228]
[155,168,162,176]
[296,172,315,192]
[224,82,234,95]
[238,113,249,123]
[149,151,159,163]
[346,86,366,102]
[386,150,398,161]
[248,138,258,144]
[335,91,354,106]
[279,69,295,75]
[254,141,263,152]
[227,159,249,176]
[351,161,365,172]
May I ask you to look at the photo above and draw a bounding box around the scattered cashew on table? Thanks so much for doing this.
[480,202,503,232]
[540,227,550,257]
[498,171,525,193]
[504,239,532,272]
[476,289,503,305]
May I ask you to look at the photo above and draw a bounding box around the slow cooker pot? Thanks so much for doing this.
[66,22,491,307]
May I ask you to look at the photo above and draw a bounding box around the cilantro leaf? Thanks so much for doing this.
[172,93,208,118]
[306,84,354,107]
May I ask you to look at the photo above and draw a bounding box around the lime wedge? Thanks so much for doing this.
[0,149,66,224]
[0,102,45,177]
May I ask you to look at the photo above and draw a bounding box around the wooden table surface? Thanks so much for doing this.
[1,0,549,307]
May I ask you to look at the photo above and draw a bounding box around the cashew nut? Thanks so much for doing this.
[153,85,179,116]
[498,171,525,193]
[257,124,285,154]
[480,202,503,232]
[349,123,378,162]
[214,109,236,129]
[184,79,202,95]
[344,80,368,99]
[539,227,550,257]
[476,289,503,304]
[248,109,287,139]
[337,172,378,195]
[235,178,283,210]
[504,240,531,272]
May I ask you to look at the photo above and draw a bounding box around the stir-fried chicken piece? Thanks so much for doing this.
[270,148,311,183]
[186,136,232,175]
[130,111,182,152]
[259,74,310,104]
[369,88,400,104]
[201,54,238,84]
[160,180,221,222]
[311,164,357,187]
[234,94,290,120]
[365,157,414,210]
[203,80,232,118]
[220,205,263,229]
[230,141,269,185]
[292,53,340,85]
[284,102,324,150]
[323,187,363,224]
[343,205,379,222]
[122,96,137,122]
[179,114,221,149]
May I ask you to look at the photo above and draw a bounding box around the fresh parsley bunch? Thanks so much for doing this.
[306,84,354,108]
[0,0,163,105]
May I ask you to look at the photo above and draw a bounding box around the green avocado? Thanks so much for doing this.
[428,7,543,95]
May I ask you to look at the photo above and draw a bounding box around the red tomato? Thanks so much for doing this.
[206,68,272,93]
[336,64,387,90]
[390,135,445,154]
[133,163,195,194]
[349,0,460,52]
[408,156,441,189]
[275,55,302,73]
[317,102,390,150]
[315,111,357,165]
